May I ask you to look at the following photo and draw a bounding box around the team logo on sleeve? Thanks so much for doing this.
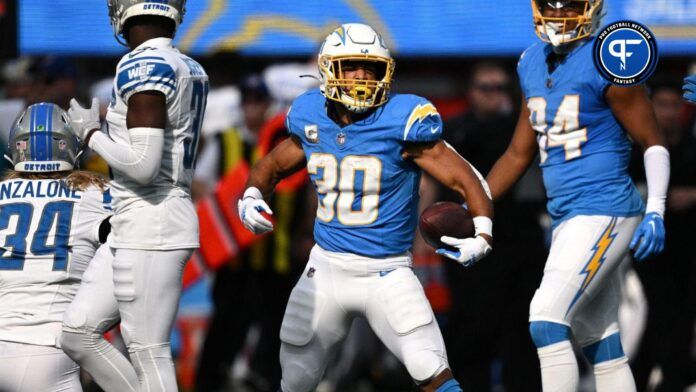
[404,103,440,140]
[593,21,658,86]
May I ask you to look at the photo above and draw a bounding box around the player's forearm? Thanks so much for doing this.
[89,128,163,185]
[463,183,493,220]
[246,158,282,198]
[445,164,493,219]
[486,151,533,201]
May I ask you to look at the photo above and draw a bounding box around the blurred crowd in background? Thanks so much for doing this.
[0,52,693,392]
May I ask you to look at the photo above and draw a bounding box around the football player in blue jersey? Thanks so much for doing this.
[238,23,494,392]
[486,1,670,391]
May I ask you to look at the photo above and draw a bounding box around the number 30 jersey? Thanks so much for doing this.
[287,88,443,258]
[0,179,111,346]
[106,37,208,211]
[517,38,644,226]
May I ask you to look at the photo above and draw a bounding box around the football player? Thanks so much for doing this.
[66,1,208,390]
[0,103,112,391]
[486,1,670,391]
[238,23,494,392]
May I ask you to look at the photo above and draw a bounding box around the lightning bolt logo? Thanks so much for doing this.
[566,217,618,315]
[333,26,346,45]
[403,103,440,140]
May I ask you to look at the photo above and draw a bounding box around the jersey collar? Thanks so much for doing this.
[133,37,173,51]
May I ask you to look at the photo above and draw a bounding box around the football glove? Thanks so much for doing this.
[683,75,696,104]
[436,235,492,267]
[68,98,101,142]
[237,187,274,235]
[629,212,665,262]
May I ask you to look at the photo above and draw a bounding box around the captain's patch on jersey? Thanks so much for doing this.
[304,124,319,143]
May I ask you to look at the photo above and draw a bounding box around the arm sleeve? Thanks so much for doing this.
[643,145,670,216]
[402,101,443,143]
[88,127,164,185]
[116,57,177,103]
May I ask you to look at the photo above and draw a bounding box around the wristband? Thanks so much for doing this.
[473,216,493,237]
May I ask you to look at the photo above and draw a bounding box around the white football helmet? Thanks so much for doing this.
[532,0,604,46]
[107,0,186,41]
[318,23,395,113]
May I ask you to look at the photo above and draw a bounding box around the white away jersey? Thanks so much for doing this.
[106,37,209,211]
[0,178,111,346]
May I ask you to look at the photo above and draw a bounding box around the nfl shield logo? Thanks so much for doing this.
[336,132,346,146]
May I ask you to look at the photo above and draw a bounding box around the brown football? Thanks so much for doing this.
[419,201,475,250]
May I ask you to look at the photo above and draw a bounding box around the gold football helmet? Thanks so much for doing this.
[532,0,604,46]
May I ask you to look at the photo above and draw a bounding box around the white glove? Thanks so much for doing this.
[68,97,101,142]
[237,187,274,234]
[436,235,492,267]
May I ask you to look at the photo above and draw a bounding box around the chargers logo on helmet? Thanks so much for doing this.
[5,103,81,173]
[318,23,395,114]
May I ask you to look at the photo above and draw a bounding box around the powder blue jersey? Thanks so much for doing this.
[286,88,442,257]
[517,38,644,226]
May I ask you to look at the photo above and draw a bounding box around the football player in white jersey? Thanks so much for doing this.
[66,1,208,390]
[0,103,112,392]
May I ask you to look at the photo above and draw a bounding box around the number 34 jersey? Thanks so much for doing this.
[287,88,443,258]
[0,179,111,346]
[517,38,643,226]
[106,37,209,211]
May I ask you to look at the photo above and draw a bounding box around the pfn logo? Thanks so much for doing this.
[608,39,643,71]
[594,21,658,86]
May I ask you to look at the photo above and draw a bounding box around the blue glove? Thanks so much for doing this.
[629,212,665,261]
[683,75,696,104]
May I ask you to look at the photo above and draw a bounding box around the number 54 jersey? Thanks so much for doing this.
[0,179,111,346]
[286,88,442,258]
[517,38,644,226]
[106,37,208,249]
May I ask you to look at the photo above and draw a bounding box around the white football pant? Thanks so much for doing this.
[280,245,449,392]
[530,215,641,392]
[113,247,191,392]
[62,243,139,392]
[0,341,80,392]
